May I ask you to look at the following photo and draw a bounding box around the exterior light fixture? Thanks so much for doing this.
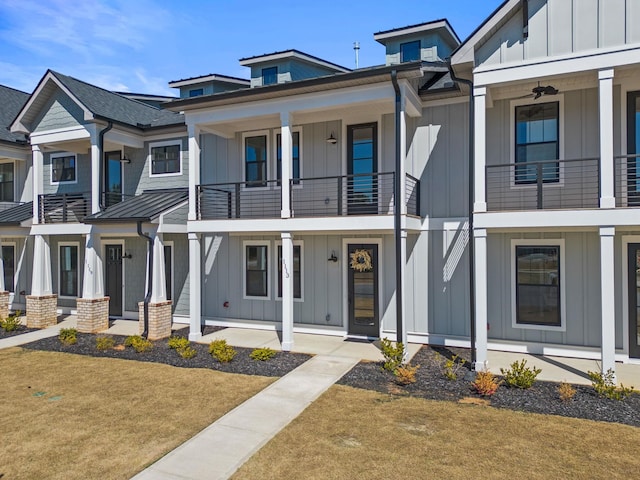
[328,251,338,262]
[326,132,337,144]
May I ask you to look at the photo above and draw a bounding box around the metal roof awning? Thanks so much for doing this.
[83,189,188,224]
[0,202,33,226]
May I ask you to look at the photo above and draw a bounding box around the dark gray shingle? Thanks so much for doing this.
[0,85,30,144]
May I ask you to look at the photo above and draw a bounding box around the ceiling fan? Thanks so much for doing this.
[519,82,559,100]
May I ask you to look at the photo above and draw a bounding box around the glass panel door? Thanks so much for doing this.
[105,244,123,316]
[347,244,379,337]
[104,151,123,207]
[628,244,640,358]
[626,93,640,206]
[347,123,378,215]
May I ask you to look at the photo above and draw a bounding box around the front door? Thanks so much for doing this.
[347,244,379,337]
[105,244,123,317]
[347,123,378,215]
[104,151,123,207]
[628,244,640,358]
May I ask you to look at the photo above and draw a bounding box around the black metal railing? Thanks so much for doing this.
[405,174,420,216]
[38,192,91,223]
[615,154,640,207]
[197,180,281,219]
[486,158,600,211]
[0,201,25,213]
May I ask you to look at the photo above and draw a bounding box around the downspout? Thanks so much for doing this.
[391,70,403,346]
[137,221,153,339]
[447,60,476,367]
[98,122,113,211]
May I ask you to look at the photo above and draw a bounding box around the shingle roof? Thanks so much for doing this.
[50,71,184,130]
[419,72,459,94]
[83,189,187,224]
[0,85,29,144]
[0,202,32,226]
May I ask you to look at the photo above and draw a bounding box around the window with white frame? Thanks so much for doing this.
[276,130,301,185]
[0,163,14,202]
[514,102,559,184]
[277,242,302,299]
[2,244,15,292]
[59,243,79,297]
[513,241,564,329]
[150,142,182,176]
[244,241,269,298]
[51,153,77,184]
[244,134,268,187]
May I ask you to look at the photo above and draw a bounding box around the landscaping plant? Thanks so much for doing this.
[0,311,22,332]
[471,370,501,396]
[209,338,237,362]
[95,336,115,351]
[557,381,577,402]
[432,352,466,381]
[250,347,277,361]
[587,368,634,401]
[380,338,404,372]
[500,359,542,389]
[394,363,420,385]
[124,335,153,353]
[168,335,197,359]
[58,328,78,345]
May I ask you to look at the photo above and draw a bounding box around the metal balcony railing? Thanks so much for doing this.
[197,180,281,219]
[615,154,640,207]
[405,174,420,216]
[486,158,600,211]
[38,192,90,223]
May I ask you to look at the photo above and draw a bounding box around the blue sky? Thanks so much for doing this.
[0,0,499,96]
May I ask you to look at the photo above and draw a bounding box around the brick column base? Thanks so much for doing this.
[138,301,173,340]
[26,294,58,328]
[77,297,110,333]
[0,291,10,321]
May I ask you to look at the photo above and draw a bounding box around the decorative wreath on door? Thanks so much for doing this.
[350,249,372,272]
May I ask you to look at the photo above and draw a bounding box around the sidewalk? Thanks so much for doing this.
[132,354,358,480]
[0,315,77,350]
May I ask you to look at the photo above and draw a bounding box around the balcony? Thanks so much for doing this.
[38,192,90,223]
[197,172,420,220]
[486,158,600,211]
[615,154,640,207]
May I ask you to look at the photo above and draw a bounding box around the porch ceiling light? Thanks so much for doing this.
[326,132,337,144]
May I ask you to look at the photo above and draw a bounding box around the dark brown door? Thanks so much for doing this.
[628,244,640,358]
[348,244,379,337]
[105,244,123,317]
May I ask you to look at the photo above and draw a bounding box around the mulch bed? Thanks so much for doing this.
[338,345,640,428]
[0,325,38,338]
[22,333,311,378]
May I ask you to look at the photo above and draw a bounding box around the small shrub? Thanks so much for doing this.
[178,345,197,359]
[432,352,466,381]
[471,370,501,396]
[500,359,542,389]
[588,368,634,400]
[168,336,190,350]
[58,328,78,346]
[380,338,404,372]
[209,339,236,363]
[0,311,22,332]
[250,347,276,361]
[95,336,115,351]
[394,363,420,385]
[124,335,153,353]
[557,382,577,402]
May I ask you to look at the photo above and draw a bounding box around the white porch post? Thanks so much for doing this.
[32,145,43,224]
[600,226,616,376]
[281,232,294,351]
[150,233,167,303]
[188,232,202,341]
[90,137,101,214]
[599,69,615,208]
[280,112,293,219]
[473,87,487,213]
[0,237,5,292]
[188,124,201,221]
[473,228,488,370]
[32,234,52,296]
[81,231,104,299]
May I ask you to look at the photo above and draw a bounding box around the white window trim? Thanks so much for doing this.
[1,241,16,293]
[273,127,303,189]
[50,152,78,185]
[242,130,271,190]
[511,238,566,332]
[275,239,304,302]
[0,161,16,203]
[58,241,80,299]
[243,240,270,300]
[164,240,174,302]
[148,140,183,178]
[509,95,565,189]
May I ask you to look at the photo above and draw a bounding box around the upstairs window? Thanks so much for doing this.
[276,131,300,185]
[51,153,76,184]
[0,163,14,202]
[262,67,278,86]
[515,102,559,184]
[400,40,420,62]
[188,88,204,97]
[150,142,181,176]
[244,134,268,187]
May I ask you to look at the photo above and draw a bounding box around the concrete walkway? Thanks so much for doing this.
[0,315,77,350]
[132,354,358,480]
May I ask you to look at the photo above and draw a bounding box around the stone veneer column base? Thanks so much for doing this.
[26,294,58,328]
[138,301,173,340]
[0,291,10,321]
[77,297,110,333]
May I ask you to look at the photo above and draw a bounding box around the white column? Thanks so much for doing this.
[280,112,293,219]
[82,231,104,299]
[188,233,202,341]
[473,86,487,213]
[188,124,201,221]
[32,145,43,224]
[90,138,100,214]
[32,235,52,296]
[150,233,167,303]
[400,229,408,348]
[600,226,616,376]
[0,237,5,292]
[473,228,488,370]
[281,232,294,351]
[599,69,615,208]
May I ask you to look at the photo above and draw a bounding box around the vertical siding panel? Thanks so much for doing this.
[525,0,549,60]
[600,0,626,48]
[627,0,640,43]
[573,0,599,52]
[548,0,573,56]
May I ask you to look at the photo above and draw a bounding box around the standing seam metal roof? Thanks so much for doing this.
[83,189,188,223]
[0,202,33,226]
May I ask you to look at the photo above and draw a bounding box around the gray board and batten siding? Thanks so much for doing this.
[32,89,85,133]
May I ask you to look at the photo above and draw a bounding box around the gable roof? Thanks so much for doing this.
[0,85,30,144]
[11,70,184,134]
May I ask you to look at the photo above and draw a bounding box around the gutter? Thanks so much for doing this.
[447,61,477,368]
[137,221,153,339]
[391,70,403,348]
[97,122,113,210]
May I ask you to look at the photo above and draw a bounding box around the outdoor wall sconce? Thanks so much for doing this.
[119,155,131,164]
[121,252,132,259]
[326,132,337,144]
[328,251,338,262]
[223,301,230,308]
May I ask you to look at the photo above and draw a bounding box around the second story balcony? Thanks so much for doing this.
[196,172,420,220]
[38,192,91,224]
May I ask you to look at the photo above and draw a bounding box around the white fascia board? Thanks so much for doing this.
[169,75,250,88]
[30,223,92,236]
[0,227,30,236]
[104,128,144,149]
[374,21,460,47]
[474,208,640,229]
[30,125,91,145]
[240,51,350,73]
[157,224,187,234]
[474,45,640,86]
[0,145,30,162]
[401,80,422,118]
